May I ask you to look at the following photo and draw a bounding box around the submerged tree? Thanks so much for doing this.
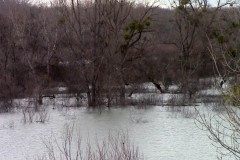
[56,0,156,107]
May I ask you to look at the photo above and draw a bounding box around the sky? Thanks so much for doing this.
[31,0,171,8]
[31,0,52,5]
[30,0,229,8]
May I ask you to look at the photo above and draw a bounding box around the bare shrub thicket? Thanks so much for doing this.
[22,106,35,124]
[167,94,188,106]
[38,124,143,160]
[35,107,50,123]
[140,94,160,105]
[0,99,13,113]
[171,0,240,157]
[127,94,160,106]
[22,100,49,124]
[196,106,240,159]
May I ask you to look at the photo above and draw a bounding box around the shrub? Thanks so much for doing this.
[39,124,143,160]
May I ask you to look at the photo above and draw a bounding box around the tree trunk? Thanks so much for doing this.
[152,81,165,93]
[76,92,81,107]
[91,82,97,107]
[120,84,125,106]
[87,90,92,107]
[38,92,43,105]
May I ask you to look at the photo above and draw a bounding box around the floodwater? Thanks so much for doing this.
[0,103,230,160]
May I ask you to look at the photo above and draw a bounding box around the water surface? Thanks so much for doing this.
[0,105,221,160]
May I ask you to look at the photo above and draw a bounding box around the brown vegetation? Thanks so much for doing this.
[0,0,235,111]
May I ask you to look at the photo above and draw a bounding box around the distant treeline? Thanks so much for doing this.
[0,0,238,110]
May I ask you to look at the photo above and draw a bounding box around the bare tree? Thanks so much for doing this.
[174,0,240,158]
[56,0,156,107]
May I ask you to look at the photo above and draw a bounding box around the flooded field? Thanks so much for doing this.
[0,102,225,160]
